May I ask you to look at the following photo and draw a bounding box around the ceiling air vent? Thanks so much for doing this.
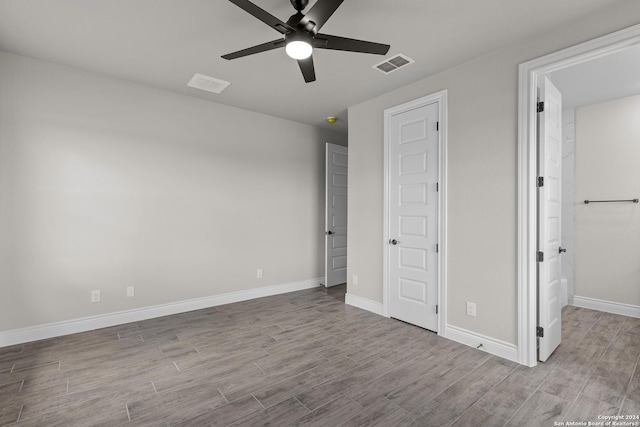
[187,73,231,94]
[373,53,414,75]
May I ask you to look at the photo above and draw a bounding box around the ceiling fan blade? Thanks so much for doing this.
[300,0,344,33]
[228,0,295,34]
[297,56,316,83]
[313,33,390,55]
[222,39,285,60]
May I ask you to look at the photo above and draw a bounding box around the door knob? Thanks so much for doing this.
[389,239,401,245]
[326,230,334,235]
[559,247,567,254]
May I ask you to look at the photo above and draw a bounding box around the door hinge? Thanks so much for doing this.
[537,251,544,262]
[436,305,439,314]
[436,243,439,253]
[436,182,439,192]
[436,121,439,131]
[537,101,544,113]
[537,177,544,187]
[537,326,544,337]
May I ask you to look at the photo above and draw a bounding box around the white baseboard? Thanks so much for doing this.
[445,324,519,364]
[346,296,520,364]
[345,293,384,316]
[573,295,640,318]
[0,278,323,348]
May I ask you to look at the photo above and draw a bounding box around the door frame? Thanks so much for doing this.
[517,24,640,367]
[383,89,448,335]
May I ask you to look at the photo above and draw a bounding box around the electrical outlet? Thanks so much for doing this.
[466,302,476,317]
[352,275,359,285]
[126,286,135,297]
[91,290,101,303]
[257,269,263,279]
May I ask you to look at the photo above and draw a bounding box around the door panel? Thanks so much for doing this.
[325,143,348,287]
[389,103,439,331]
[538,76,562,362]
[399,247,427,270]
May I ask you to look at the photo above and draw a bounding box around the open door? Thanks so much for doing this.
[537,76,563,362]
[325,143,347,287]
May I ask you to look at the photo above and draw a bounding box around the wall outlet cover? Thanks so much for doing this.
[466,302,476,317]
[91,290,101,303]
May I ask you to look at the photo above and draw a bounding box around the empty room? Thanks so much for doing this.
[1,1,640,426]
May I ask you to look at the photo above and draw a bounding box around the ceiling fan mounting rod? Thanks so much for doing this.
[290,0,308,11]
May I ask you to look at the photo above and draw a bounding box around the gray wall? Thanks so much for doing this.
[0,51,346,331]
[347,1,640,345]
[574,93,640,306]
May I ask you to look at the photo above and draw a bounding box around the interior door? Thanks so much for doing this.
[325,143,348,287]
[388,102,439,331]
[537,76,563,362]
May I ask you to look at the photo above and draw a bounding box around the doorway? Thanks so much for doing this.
[325,143,348,287]
[548,55,640,317]
[518,24,640,367]
[383,90,448,334]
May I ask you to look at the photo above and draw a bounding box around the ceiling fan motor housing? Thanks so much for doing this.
[285,31,312,45]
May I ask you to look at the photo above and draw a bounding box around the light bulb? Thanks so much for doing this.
[286,40,312,60]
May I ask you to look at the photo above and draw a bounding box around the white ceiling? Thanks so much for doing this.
[0,0,628,132]
[549,43,640,109]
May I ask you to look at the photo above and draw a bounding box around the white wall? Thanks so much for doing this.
[574,93,640,307]
[0,51,346,332]
[347,1,640,345]
[562,108,576,306]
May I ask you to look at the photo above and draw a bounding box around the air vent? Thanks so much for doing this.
[373,53,415,75]
[187,73,231,94]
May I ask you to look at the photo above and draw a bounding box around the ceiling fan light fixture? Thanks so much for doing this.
[286,40,313,60]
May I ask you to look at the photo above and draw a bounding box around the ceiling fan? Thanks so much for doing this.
[221,0,391,83]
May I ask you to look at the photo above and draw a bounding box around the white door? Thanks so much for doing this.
[537,76,562,362]
[325,143,348,287]
[388,103,439,331]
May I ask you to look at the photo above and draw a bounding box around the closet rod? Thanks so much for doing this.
[583,199,639,204]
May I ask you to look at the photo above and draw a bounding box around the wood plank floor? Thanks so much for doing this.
[1,285,639,426]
